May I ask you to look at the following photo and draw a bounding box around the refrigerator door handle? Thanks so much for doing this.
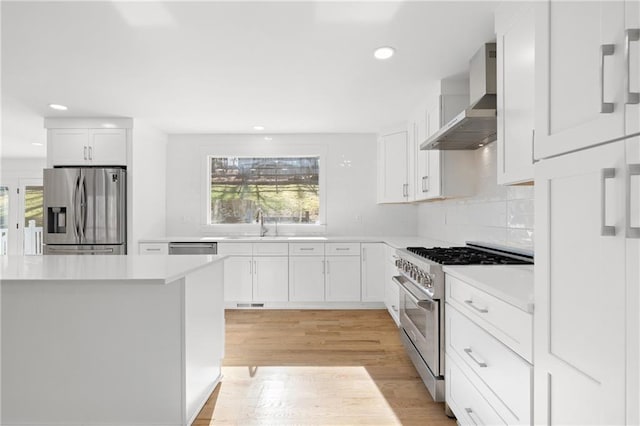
[72,174,81,240]
[79,173,87,241]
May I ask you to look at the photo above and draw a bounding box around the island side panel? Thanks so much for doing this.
[1,280,184,425]
[183,260,225,424]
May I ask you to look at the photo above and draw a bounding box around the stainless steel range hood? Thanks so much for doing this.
[421,43,497,150]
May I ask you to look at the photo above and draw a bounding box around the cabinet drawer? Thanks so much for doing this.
[289,243,325,256]
[138,243,168,255]
[217,242,253,256]
[325,242,360,256]
[446,274,532,362]
[253,242,289,256]
[446,354,507,426]
[446,304,531,424]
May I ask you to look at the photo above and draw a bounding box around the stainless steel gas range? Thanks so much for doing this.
[393,242,534,406]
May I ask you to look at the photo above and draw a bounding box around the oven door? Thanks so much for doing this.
[394,275,441,377]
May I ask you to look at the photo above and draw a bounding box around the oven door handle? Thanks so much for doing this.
[393,276,435,311]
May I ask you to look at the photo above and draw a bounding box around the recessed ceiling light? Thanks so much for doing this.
[374,46,395,60]
[253,125,265,131]
[101,123,116,128]
[264,137,273,141]
[31,142,43,147]
[48,103,68,111]
[478,143,484,147]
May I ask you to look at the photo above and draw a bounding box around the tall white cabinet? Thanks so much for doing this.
[534,2,640,423]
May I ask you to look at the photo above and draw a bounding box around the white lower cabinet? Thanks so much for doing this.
[383,244,400,325]
[223,256,253,302]
[253,257,289,302]
[445,274,533,425]
[325,256,361,302]
[219,242,289,304]
[289,256,325,302]
[360,243,385,302]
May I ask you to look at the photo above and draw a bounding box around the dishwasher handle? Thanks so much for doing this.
[168,242,218,255]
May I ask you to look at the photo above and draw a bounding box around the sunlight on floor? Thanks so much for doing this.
[207,366,402,425]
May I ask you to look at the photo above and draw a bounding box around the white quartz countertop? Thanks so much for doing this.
[140,235,453,249]
[443,265,534,313]
[0,255,225,284]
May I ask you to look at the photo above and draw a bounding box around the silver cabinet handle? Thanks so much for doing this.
[335,247,350,251]
[322,259,325,274]
[299,247,315,251]
[83,146,88,160]
[601,168,616,236]
[254,260,257,275]
[391,304,398,312]
[422,176,429,193]
[464,348,488,368]
[249,259,253,275]
[145,248,161,252]
[627,164,640,238]
[465,299,488,313]
[465,407,483,426]
[600,44,615,113]
[626,29,640,105]
[88,146,93,160]
[326,260,330,274]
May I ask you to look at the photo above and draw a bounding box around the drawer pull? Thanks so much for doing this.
[465,407,483,426]
[464,348,488,368]
[335,247,350,251]
[465,299,488,313]
[299,248,315,251]
[146,248,161,252]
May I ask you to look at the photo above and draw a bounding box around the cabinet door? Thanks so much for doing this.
[361,243,384,302]
[325,256,361,302]
[223,256,253,302]
[377,131,408,203]
[534,141,626,424]
[253,256,289,302]
[89,129,127,166]
[535,1,625,159]
[413,105,431,202]
[496,4,535,185]
[289,256,325,302]
[48,129,89,166]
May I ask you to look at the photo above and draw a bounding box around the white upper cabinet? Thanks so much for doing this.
[46,119,130,167]
[495,2,535,185]
[377,130,409,203]
[409,80,476,202]
[48,129,127,167]
[535,1,628,159]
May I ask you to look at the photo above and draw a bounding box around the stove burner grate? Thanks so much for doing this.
[406,246,533,265]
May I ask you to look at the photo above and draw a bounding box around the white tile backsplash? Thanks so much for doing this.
[417,143,534,251]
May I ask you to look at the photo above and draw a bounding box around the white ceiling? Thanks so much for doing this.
[1,1,499,158]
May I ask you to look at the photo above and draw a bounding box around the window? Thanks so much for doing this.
[209,156,320,225]
[23,185,44,255]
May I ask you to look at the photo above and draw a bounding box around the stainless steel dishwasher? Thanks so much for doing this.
[168,242,217,255]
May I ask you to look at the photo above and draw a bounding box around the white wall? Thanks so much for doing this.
[417,142,534,250]
[130,121,168,246]
[166,133,417,237]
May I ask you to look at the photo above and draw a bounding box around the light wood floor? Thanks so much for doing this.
[193,309,456,425]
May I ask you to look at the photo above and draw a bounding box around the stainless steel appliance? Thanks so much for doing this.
[43,167,126,255]
[393,242,533,405]
[421,43,497,150]
[168,242,217,255]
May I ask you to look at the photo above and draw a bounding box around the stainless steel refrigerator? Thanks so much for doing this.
[43,167,126,255]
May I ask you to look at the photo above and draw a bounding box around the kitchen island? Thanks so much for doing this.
[0,254,226,426]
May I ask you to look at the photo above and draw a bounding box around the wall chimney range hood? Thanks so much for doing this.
[421,43,497,150]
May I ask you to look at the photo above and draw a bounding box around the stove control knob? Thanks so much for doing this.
[424,273,434,288]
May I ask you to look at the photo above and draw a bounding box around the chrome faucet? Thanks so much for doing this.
[255,208,268,237]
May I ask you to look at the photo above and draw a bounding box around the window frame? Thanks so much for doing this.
[200,144,327,236]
